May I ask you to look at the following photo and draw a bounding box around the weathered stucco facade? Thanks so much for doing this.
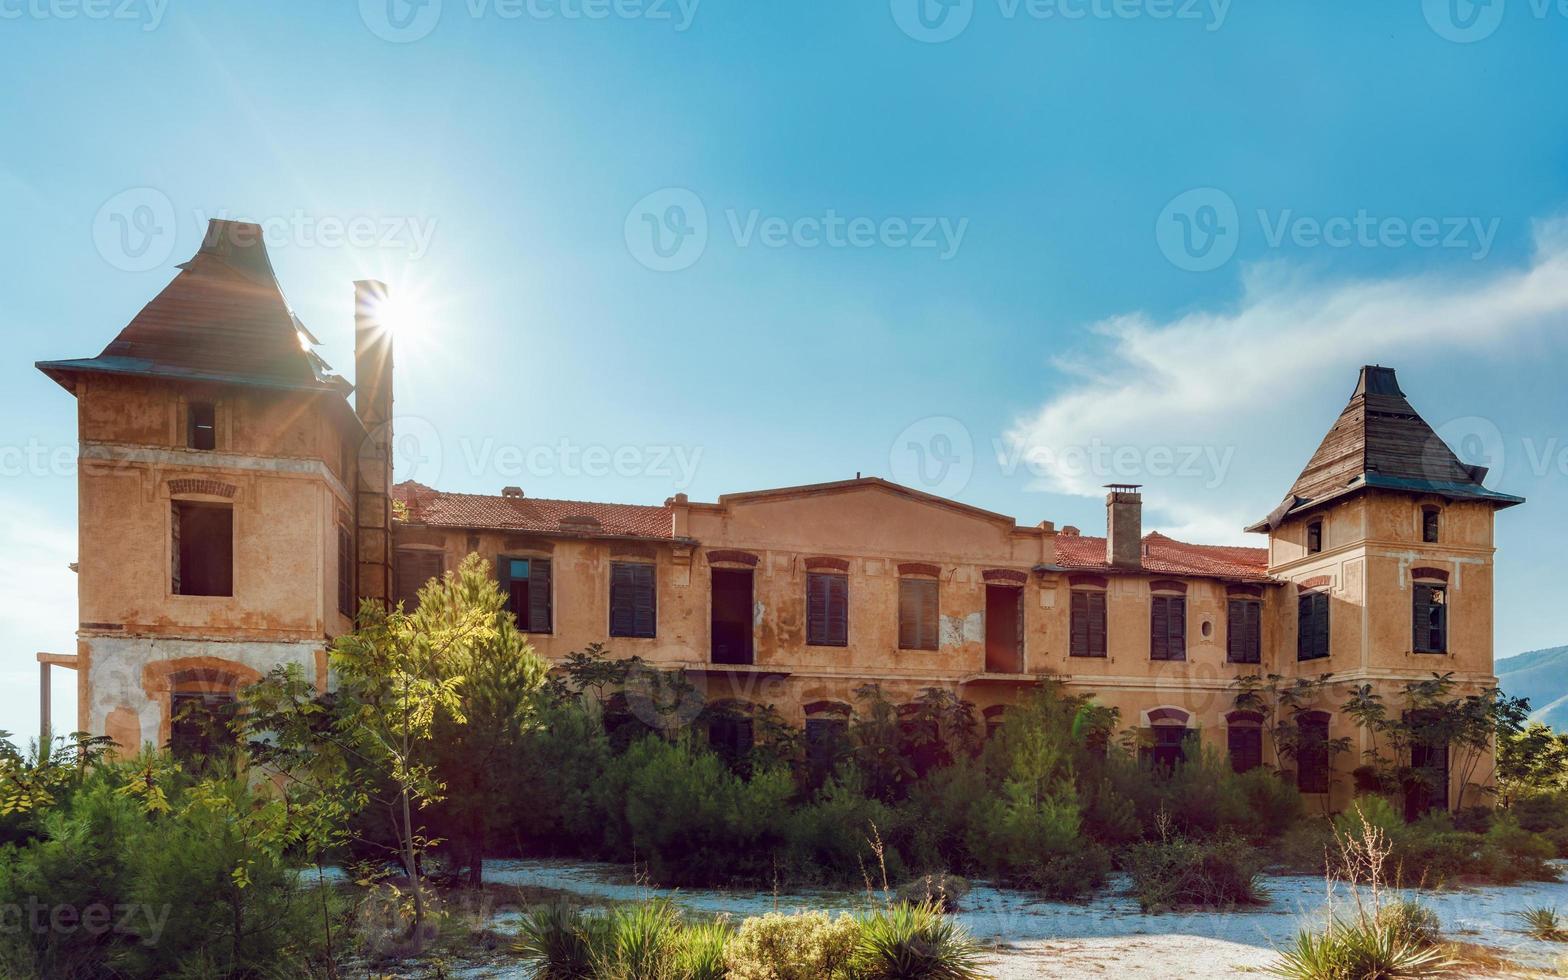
[39,219,1524,814]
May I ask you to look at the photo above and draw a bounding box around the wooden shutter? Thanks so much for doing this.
[1298,593,1329,661]
[1071,592,1089,656]
[899,579,938,651]
[1226,600,1244,662]
[611,562,656,638]
[528,559,552,633]
[337,526,354,617]
[1169,597,1185,660]
[1246,602,1262,663]
[395,550,443,611]
[808,573,849,646]
[171,502,182,594]
[1151,597,1169,659]
[1228,726,1261,773]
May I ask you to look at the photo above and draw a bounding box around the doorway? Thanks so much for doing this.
[985,584,1023,673]
[711,568,754,665]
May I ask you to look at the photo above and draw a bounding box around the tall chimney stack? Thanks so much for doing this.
[1105,484,1143,568]
[354,280,394,610]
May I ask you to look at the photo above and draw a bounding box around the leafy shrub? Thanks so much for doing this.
[1376,900,1441,948]
[610,738,792,886]
[1122,833,1266,912]
[784,777,907,887]
[724,910,859,980]
[599,900,684,980]
[1235,767,1306,837]
[853,902,987,980]
[1275,818,1336,874]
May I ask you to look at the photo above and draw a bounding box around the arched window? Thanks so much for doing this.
[1295,711,1332,794]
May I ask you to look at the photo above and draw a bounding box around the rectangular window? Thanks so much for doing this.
[610,561,657,638]
[1413,584,1447,653]
[1226,599,1262,664]
[804,717,848,772]
[1306,520,1323,554]
[1297,591,1330,661]
[1150,596,1186,661]
[1070,591,1108,658]
[394,549,444,611]
[187,401,216,451]
[171,501,233,596]
[499,557,553,633]
[1295,714,1331,794]
[1422,508,1440,543]
[806,572,849,646]
[897,578,940,651]
[337,525,354,618]
[1228,726,1263,773]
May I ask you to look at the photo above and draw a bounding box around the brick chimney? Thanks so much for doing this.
[354,280,394,609]
[1105,484,1142,568]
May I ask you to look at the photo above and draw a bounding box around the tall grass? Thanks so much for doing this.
[1267,804,1457,980]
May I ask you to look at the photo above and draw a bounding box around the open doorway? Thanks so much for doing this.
[711,568,754,665]
[985,584,1023,673]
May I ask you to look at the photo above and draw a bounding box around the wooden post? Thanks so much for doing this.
[39,661,50,746]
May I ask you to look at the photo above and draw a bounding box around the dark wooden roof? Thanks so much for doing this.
[1247,365,1523,531]
[38,219,349,395]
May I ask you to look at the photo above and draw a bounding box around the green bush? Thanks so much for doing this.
[894,874,971,913]
[610,738,792,886]
[1275,818,1336,874]
[724,910,859,980]
[672,919,730,980]
[853,902,987,980]
[1376,900,1441,948]
[784,777,907,887]
[1235,768,1306,837]
[1122,833,1266,912]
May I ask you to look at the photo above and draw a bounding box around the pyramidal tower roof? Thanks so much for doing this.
[38,219,348,395]
[1246,365,1523,532]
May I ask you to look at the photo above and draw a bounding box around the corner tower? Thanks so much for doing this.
[37,219,375,752]
[1248,364,1522,677]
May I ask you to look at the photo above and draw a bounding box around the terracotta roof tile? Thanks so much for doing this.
[1055,531,1270,582]
[393,481,674,539]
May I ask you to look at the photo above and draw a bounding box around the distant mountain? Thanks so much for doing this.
[1497,646,1568,729]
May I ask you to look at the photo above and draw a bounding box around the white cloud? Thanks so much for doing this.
[1005,217,1568,542]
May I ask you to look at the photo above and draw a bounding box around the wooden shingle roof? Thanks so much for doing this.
[38,219,348,395]
[1247,365,1523,531]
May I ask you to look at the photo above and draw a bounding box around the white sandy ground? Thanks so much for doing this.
[398,859,1568,977]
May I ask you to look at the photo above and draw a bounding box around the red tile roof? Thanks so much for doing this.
[393,482,675,539]
[1055,531,1271,582]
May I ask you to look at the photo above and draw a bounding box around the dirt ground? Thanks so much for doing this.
[985,935,1276,978]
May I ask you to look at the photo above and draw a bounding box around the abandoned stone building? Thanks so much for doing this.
[37,219,1524,812]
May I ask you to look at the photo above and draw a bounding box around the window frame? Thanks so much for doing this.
[1421,506,1441,544]
[609,560,657,639]
[1149,594,1187,661]
[1070,590,1108,658]
[806,571,849,647]
[1306,519,1323,555]
[171,500,234,597]
[1297,590,1330,662]
[187,401,217,451]
[897,577,940,651]
[1227,724,1263,773]
[499,555,554,634]
[1412,582,1448,654]
[1226,598,1262,664]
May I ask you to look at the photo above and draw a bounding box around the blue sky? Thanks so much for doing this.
[2,0,1566,741]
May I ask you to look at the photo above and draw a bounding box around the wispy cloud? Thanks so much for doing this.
[0,501,77,741]
[1004,218,1568,542]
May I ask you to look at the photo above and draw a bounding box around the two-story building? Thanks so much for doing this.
[37,219,1524,812]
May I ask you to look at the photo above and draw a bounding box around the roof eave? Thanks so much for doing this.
[35,357,352,397]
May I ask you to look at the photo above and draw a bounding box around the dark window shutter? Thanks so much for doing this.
[809,572,849,647]
[1169,597,1185,660]
[396,550,443,611]
[528,559,552,633]
[1073,591,1107,658]
[1151,597,1168,659]
[337,526,354,617]
[170,502,182,594]
[611,562,657,639]
[1226,599,1243,661]
[1298,592,1329,661]
[1228,726,1262,773]
[1247,601,1262,663]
